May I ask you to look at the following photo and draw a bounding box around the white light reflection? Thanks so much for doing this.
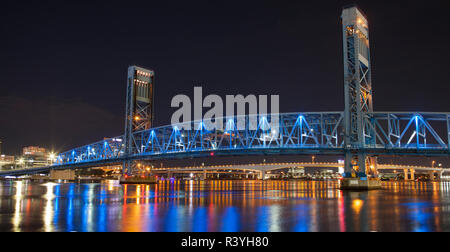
[269,205,281,232]
[107,180,115,191]
[43,183,55,232]
[136,185,141,205]
[189,180,194,210]
[309,201,319,232]
[12,181,23,232]
[87,185,95,232]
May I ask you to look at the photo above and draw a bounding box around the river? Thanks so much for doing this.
[0,180,449,232]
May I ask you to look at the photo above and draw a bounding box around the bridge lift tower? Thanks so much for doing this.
[341,5,377,177]
[123,66,155,175]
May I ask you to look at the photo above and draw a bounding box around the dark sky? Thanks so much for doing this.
[0,0,449,155]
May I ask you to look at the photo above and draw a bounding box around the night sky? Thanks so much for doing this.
[0,0,449,156]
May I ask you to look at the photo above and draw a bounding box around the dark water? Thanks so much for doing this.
[0,179,449,232]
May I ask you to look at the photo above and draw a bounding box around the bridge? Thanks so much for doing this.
[151,162,450,180]
[0,6,449,181]
[47,111,450,163]
[1,111,449,176]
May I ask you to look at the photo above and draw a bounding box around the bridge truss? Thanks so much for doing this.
[51,112,449,170]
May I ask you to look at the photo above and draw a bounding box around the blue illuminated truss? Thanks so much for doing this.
[53,112,450,168]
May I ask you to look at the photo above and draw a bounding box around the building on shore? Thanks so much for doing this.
[0,154,15,170]
[20,146,53,168]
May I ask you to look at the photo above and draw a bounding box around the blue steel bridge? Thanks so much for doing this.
[1,6,449,177]
[58,112,450,164]
[1,112,449,177]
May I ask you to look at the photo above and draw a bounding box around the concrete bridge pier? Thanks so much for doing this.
[259,171,266,180]
[404,169,410,181]
[203,170,207,180]
[435,171,442,180]
[429,171,435,181]
[403,169,415,181]
[404,169,416,181]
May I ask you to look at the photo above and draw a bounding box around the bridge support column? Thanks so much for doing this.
[357,153,366,175]
[429,171,435,181]
[203,170,207,180]
[123,160,132,176]
[367,156,378,178]
[410,169,415,181]
[436,171,442,181]
[344,152,372,177]
[259,171,266,180]
[404,169,410,181]
[344,152,354,174]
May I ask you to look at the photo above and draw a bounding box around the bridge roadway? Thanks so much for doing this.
[149,162,450,173]
[2,161,448,177]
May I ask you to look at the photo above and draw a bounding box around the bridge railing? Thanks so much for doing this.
[363,112,450,152]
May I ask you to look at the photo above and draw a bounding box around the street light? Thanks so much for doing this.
[17,157,25,169]
[48,152,56,165]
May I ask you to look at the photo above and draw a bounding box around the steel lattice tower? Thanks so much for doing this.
[123,66,155,175]
[341,5,376,176]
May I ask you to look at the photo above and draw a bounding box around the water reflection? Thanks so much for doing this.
[12,181,23,232]
[0,180,450,232]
